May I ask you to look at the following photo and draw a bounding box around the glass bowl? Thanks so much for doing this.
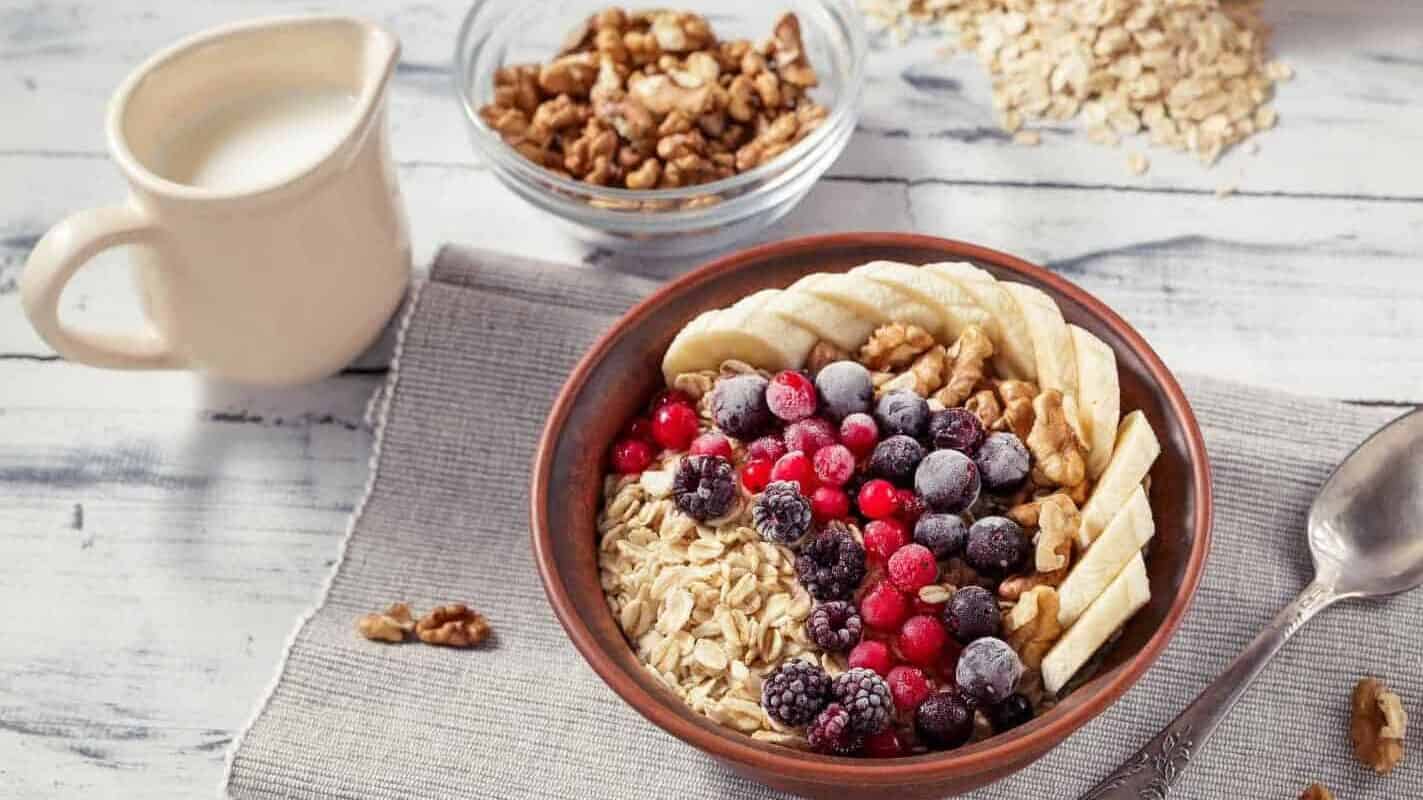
[454,0,866,257]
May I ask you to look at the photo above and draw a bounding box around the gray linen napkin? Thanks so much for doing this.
[225,246,1421,800]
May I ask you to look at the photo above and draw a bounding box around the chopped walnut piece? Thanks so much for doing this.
[804,340,849,375]
[1299,785,1334,800]
[860,323,936,370]
[994,380,1038,440]
[882,345,947,397]
[356,602,415,643]
[1352,677,1407,775]
[416,604,493,648]
[964,389,1002,430]
[934,326,994,408]
[1005,587,1063,670]
[997,571,1062,602]
[1027,390,1087,488]
[1035,494,1079,573]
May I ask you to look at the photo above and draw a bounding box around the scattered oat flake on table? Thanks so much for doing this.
[1126,152,1149,175]
[1214,182,1236,198]
[1012,130,1041,146]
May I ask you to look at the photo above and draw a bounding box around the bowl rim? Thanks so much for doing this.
[451,0,869,210]
[530,231,1213,783]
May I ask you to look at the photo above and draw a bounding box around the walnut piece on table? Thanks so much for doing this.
[1351,676,1407,775]
[357,602,416,643]
[1298,784,1333,800]
[416,604,493,647]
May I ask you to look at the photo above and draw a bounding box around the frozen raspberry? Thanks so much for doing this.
[862,729,904,758]
[859,581,910,631]
[771,451,816,494]
[990,694,1034,732]
[928,408,986,454]
[672,455,737,521]
[896,489,927,526]
[862,519,910,563]
[915,450,980,513]
[740,458,773,492]
[747,435,787,463]
[689,432,732,460]
[838,412,879,457]
[916,692,974,750]
[874,390,929,438]
[847,640,893,676]
[869,435,925,486]
[795,524,867,601]
[974,432,1031,494]
[857,479,900,520]
[610,438,655,474]
[943,585,1000,643]
[813,444,855,486]
[815,361,874,421]
[956,637,1024,705]
[622,416,654,442]
[806,601,863,652]
[965,516,1030,575]
[898,614,948,667]
[831,668,894,735]
[810,485,850,522]
[914,513,967,560]
[888,544,938,593]
[652,402,699,450]
[783,417,837,456]
[761,660,831,726]
[711,374,772,439]
[886,665,933,713]
[766,370,818,422]
[752,481,813,545]
[807,703,862,755]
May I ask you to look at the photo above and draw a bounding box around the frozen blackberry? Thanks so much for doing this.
[831,668,894,735]
[868,435,925,486]
[914,513,967,560]
[710,374,772,439]
[874,390,930,438]
[956,637,1024,705]
[914,449,980,513]
[794,523,867,601]
[974,432,1031,494]
[990,693,1034,732]
[672,455,737,521]
[805,601,863,652]
[915,692,974,750]
[807,703,862,755]
[761,660,832,726]
[964,516,1029,575]
[928,408,986,454]
[752,481,813,545]
[814,361,874,422]
[943,585,1000,643]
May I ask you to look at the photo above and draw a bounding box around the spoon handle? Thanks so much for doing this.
[1077,579,1339,799]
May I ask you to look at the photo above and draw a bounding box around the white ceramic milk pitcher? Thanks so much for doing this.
[21,16,411,385]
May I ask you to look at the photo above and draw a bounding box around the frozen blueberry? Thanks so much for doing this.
[928,408,986,454]
[914,450,980,513]
[869,435,925,486]
[874,391,929,438]
[914,513,967,560]
[974,432,1030,494]
[914,692,974,750]
[955,637,1024,705]
[814,361,874,422]
[710,374,772,440]
[964,516,1030,575]
[943,585,1000,643]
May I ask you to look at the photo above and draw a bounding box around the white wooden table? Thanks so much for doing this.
[1,1,1420,796]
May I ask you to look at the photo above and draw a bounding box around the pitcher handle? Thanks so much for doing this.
[20,205,185,370]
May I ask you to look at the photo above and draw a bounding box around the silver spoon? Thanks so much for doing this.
[1081,407,1423,799]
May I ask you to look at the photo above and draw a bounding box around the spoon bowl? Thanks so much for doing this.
[1308,408,1423,598]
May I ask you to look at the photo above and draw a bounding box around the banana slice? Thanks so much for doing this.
[661,309,719,383]
[1057,487,1154,628]
[1068,325,1121,479]
[790,273,944,337]
[1003,283,1078,398]
[1042,552,1151,695]
[762,285,876,352]
[657,291,815,384]
[924,262,1037,381]
[1077,411,1161,550]
[849,261,995,342]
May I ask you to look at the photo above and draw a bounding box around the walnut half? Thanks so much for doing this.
[416,604,493,648]
[357,602,415,643]
[1298,785,1334,800]
[1351,676,1407,774]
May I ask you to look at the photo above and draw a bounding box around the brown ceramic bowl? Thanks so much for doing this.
[531,232,1212,798]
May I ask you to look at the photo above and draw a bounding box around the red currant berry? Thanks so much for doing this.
[847,639,894,676]
[740,458,773,493]
[887,665,934,713]
[610,438,655,474]
[859,581,910,631]
[839,412,879,457]
[747,435,787,463]
[765,370,818,422]
[898,614,948,668]
[783,417,837,456]
[812,443,855,486]
[896,489,927,526]
[862,519,910,563]
[652,389,694,410]
[810,485,850,522]
[863,729,904,758]
[770,451,816,494]
[689,432,733,460]
[888,543,939,593]
[857,479,901,520]
[651,403,699,451]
